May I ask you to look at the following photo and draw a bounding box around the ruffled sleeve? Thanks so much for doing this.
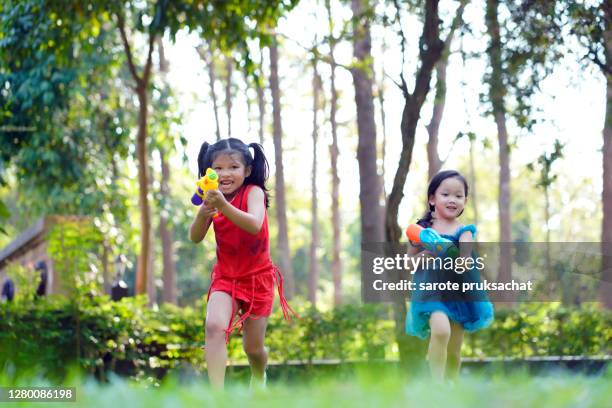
[455,224,477,239]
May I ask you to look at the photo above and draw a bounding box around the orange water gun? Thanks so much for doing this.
[406,224,459,258]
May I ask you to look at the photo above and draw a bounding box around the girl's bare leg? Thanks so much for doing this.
[242,316,269,383]
[205,291,237,388]
[446,321,464,380]
[428,311,451,381]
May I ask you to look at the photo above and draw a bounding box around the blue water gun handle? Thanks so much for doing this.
[419,228,459,258]
[191,187,204,205]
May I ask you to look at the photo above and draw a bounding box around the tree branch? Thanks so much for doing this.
[443,0,468,56]
[386,72,403,93]
[142,32,157,88]
[116,12,142,87]
[393,0,409,98]
[399,71,409,100]
[412,0,444,108]
[278,32,352,72]
[586,47,611,75]
[440,134,460,167]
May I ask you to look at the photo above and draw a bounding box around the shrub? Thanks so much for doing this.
[1,297,609,382]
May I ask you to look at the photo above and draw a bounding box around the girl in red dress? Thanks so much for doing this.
[189,138,295,389]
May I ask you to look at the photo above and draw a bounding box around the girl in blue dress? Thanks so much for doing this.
[406,170,494,381]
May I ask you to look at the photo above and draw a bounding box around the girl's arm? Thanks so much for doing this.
[207,187,265,235]
[407,242,421,256]
[407,239,430,275]
[189,203,215,243]
[458,229,475,258]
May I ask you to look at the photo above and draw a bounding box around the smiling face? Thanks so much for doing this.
[429,177,467,221]
[211,151,251,199]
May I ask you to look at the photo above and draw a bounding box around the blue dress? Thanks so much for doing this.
[405,224,494,339]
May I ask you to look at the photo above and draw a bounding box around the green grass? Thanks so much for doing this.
[2,367,610,408]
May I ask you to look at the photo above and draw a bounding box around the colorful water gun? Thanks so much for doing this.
[405,224,459,258]
[191,168,219,216]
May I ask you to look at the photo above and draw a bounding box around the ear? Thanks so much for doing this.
[245,165,252,178]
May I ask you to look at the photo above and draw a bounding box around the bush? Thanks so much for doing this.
[0,297,609,382]
[463,302,612,358]
[0,296,205,381]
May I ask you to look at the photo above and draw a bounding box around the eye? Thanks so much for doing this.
[442,193,449,197]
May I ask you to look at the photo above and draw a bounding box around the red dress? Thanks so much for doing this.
[207,184,295,342]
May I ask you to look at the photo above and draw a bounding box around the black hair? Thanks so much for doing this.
[417,170,469,228]
[196,138,270,207]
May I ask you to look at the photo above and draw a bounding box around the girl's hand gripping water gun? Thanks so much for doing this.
[405,224,459,258]
[191,168,220,217]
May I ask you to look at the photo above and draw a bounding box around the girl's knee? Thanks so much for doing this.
[430,325,451,344]
[205,319,228,339]
[243,342,266,358]
[429,312,451,344]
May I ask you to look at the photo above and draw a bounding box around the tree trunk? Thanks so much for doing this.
[602,24,612,309]
[146,163,156,305]
[385,0,444,367]
[378,55,388,200]
[159,150,177,304]
[116,12,154,296]
[545,186,553,295]
[309,57,321,307]
[495,109,512,283]
[101,240,110,295]
[134,86,152,296]
[106,145,121,295]
[350,0,384,250]
[426,61,445,180]
[269,37,295,298]
[225,55,233,137]
[157,38,178,305]
[486,0,512,293]
[326,0,343,306]
[196,45,221,141]
[256,55,266,145]
[243,69,253,135]
[469,136,480,226]
[425,1,465,181]
[386,0,444,245]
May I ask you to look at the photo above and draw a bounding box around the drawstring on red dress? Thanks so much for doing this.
[206,268,299,345]
[273,266,299,321]
[224,276,256,343]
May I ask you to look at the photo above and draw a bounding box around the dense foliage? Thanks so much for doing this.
[0,296,609,382]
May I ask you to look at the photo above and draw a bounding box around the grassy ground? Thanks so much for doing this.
[2,366,610,408]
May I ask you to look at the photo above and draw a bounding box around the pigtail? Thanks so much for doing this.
[248,143,269,184]
[247,142,271,208]
[197,141,210,178]
[417,203,435,228]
